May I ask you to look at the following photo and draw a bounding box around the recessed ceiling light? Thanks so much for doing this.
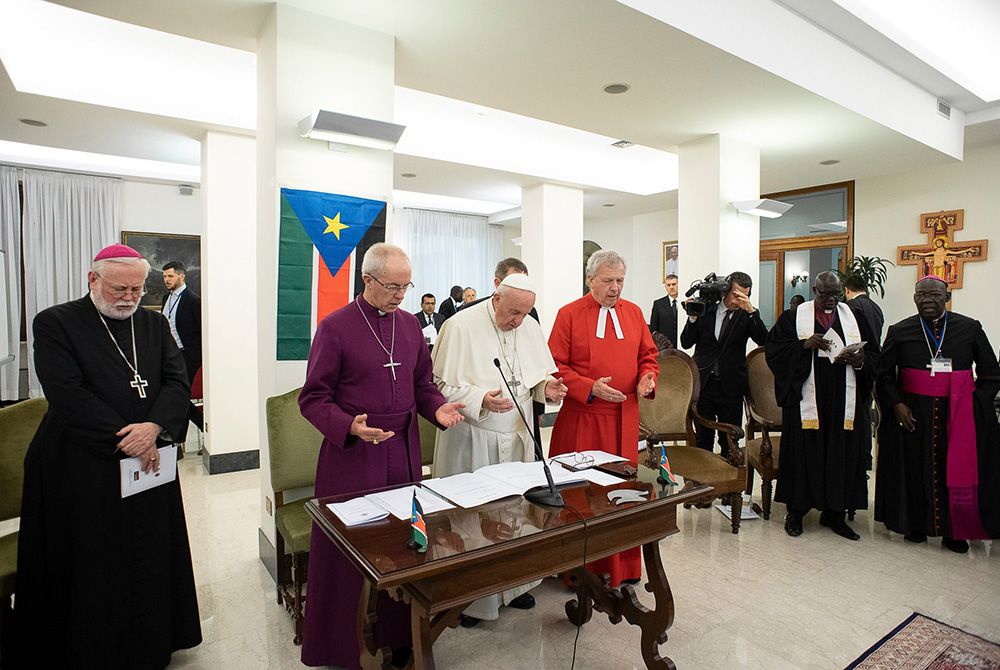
[18,118,47,127]
[400,173,417,178]
[820,159,841,165]
[475,109,488,117]
[611,140,633,149]
[603,203,616,207]
[603,83,630,95]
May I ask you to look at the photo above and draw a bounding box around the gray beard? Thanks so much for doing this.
[90,291,139,320]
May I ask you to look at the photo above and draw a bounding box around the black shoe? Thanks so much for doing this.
[784,514,803,537]
[942,537,969,554]
[620,577,642,586]
[507,593,535,610]
[459,614,481,628]
[904,531,927,544]
[820,514,860,541]
[390,647,413,668]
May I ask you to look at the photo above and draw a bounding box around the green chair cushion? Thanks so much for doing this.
[419,415,437,467]
[275,500,313,555]
[0,531,17,597]
[0,398,48,521]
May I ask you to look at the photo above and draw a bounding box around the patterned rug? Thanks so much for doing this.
[847,613,1000,669]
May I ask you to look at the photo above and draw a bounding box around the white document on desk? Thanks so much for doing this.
[422,472,522,508]
[550,450,628,468]
[364,485,454,521]
[476,460,586,491]
[327,498,390,526]
[573,468,627,487]
[120,446,177,498]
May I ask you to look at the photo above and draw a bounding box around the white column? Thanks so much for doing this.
[678,134,760,313]
[256,4,396,545]
[521,183,583,336]
[201,131,258,464]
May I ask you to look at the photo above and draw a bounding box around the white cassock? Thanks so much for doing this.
[430,297,558,620]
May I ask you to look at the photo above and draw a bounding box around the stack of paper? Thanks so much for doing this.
[364,485,455,521]
[327,498,391,526]
[423,460,587,508]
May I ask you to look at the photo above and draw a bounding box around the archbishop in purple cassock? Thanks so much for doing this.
[298,244,464,669]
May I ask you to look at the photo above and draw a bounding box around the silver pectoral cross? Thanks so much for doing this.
[384,357,401,380]
[130,372,149,398]
[509,377,521,390]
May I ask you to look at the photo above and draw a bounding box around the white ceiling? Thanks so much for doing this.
[2,0,999,220]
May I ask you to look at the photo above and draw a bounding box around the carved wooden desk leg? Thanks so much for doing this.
[563,544,677,670]
[358,580,394,670]
[634,541,676,670]
[564,568,597,627]
[411,612,436,670]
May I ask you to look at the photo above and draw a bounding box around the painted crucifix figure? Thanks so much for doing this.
[897,209,988,290]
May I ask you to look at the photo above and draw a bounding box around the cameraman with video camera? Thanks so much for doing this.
[680,271,767,459]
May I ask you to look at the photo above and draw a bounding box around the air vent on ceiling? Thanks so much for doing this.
[937,99,951,119]
[611,139,633,149]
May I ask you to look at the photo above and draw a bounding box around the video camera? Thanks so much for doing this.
[682,273,732,317]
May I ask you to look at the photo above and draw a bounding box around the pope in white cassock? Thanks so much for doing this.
[431,273,567,625]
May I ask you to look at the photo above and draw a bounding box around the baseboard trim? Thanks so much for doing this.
[200,448,260,474]
[259,528,278,584]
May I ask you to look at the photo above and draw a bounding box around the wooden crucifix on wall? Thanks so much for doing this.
[896,209,988,290]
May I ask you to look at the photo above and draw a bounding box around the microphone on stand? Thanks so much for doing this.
[493,358,564,508]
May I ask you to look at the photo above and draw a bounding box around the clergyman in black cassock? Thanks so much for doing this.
[13,245,201,668]
[765,272,878,540]
[874,276,1000,551]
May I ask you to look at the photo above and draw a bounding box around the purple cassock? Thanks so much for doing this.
[299,295,447,668]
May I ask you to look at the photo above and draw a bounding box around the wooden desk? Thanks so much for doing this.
[307,479,712,670]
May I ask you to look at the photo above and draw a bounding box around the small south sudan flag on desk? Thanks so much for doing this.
[409,492,428,553]
[659,449,678,486]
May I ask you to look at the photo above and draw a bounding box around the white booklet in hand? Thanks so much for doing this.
[120,445,178,498]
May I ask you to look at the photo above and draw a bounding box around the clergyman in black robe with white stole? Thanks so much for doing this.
[14,290,201,667]
[766,300,878,531]
[875,311,1000,541]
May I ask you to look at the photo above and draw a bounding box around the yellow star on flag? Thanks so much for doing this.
[323,213,349,239]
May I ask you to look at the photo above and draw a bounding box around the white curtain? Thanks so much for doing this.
[22,169,121,397]
[0,166,21,400]
[396,208,503,314]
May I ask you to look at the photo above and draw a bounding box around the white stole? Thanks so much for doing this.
[795,301,861,431]
[597,306,624,339]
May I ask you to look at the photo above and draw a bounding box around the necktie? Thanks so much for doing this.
[671,299,677,317]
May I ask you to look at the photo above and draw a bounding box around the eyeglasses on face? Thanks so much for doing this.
[914,291,946,299]
[369,276,414,294]
[815,290,841,299]
[96,273,146,298]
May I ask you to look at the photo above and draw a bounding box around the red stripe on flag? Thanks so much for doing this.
[317,253,352,326]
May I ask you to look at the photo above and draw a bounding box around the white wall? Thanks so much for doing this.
[120,181,202,235]
[855,141,1000,345]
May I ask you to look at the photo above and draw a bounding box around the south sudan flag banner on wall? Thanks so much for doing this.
[277,188,386,360]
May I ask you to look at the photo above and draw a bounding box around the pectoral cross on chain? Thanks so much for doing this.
[384,356,401,381]
[509,377,521,390]
[926,361,936,377]
[130,372,149,398]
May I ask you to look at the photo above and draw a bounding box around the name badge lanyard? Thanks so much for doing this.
[920,312,947,360]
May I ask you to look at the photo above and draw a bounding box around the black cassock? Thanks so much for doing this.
[14,296,201,668]
[765,304,878,513]
[874,312,1000,538]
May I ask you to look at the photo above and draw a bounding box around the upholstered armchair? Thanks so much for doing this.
[637,348,747,533]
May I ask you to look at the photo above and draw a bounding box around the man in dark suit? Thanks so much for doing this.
[649,274,679,347]
[414,293,446,350]
[680,271,767,458]
[844,275,884,344]
[162,261,203,430]
[465,257,539,322]
[438,285,464,319]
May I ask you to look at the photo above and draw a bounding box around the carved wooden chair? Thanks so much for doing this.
[266,387,323,645]
[743,346,782,520]
[0,398,48,658]
[637,348,747,533]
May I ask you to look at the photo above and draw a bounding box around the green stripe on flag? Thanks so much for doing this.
[277,193,314,360]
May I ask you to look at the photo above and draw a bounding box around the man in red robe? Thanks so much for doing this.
[548,249,659,586]
[298,244,464,669]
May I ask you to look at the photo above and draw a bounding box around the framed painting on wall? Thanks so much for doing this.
[662,241,678,284]
[121,231,201,310]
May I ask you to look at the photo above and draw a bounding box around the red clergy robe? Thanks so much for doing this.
[548,293,659,586]
[298,296,446,669]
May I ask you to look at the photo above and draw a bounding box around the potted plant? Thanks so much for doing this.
[837,255,894,298]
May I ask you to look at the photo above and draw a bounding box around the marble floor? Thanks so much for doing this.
[169,448,999,670]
